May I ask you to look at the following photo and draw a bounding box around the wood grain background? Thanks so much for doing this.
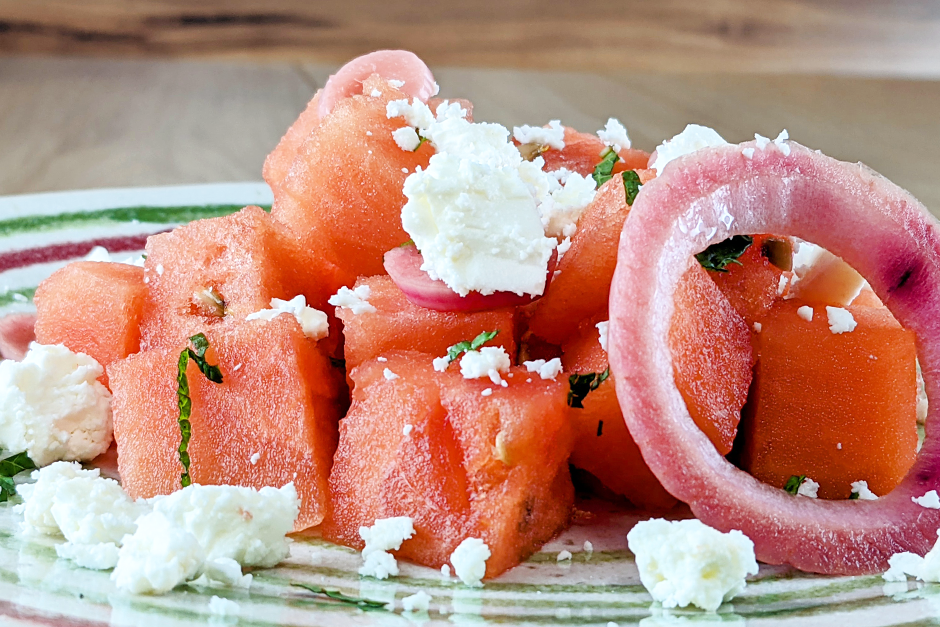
[2,0,940,76]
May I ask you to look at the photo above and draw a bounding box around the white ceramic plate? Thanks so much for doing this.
[0,183,933,627]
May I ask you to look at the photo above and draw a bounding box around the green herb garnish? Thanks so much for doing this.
[568,367,611,408]
[592,147,620,187]
[849,491,860,500]
[596,420,604,437]
[446,330,499,364]
[784,474,806,496]
[695,235,753,272]
[622,170,642,206]
[398,239,415,248]
[0,451,36,503]
[176,333,223,488]
[413,135,428,152]
[291,583,388,611]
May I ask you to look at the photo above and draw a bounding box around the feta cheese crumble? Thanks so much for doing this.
[389,99,568,297]
[358,517,415,579]
[432,355,450,372]
[597,118,631,152]
[913,490,940,509]
[557,550,572,562]
[209,595,240,616]
[392,126,421,151]
[0,343,112,467]
[755,130,791,156]
[850,480,878,500]
[826,306,857,334]
[627,518,758,612]
[245,295,330,341]
[383,368,399,381]
[796,305,814,322]
[402,424,413,437]
[522,358,563,380]
[596,320,609,352]
[512,120,565,150]
[112,511,205,594]
[450,537,491,587]
[388,79,405,88]
[797,477,820,498]
[459,347,511,386]
[329,285,377,315]
[884,530,940,583]
[401,590,432,612]
[651,124,728,173]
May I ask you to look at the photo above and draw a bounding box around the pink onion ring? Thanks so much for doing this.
[609,139,940,574]
[318,50,437,118]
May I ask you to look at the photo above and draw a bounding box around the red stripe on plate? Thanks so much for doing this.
[0,232,167,273]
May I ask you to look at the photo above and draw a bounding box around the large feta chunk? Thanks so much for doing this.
[826,306,857,334]
[512,120,565,150]
[0,343,112,467]
[884,529,940,583]
[329,285,377,315]
[357,516,415,580]
[597,118,631,152]
[112,511,206,594]
[450,537,491,587]
[651,124,728,173]
[627,518,758,612]
[245,295,329,341]
[459,347,511,385]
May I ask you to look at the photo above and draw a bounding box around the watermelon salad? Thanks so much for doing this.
[0,49,938,609]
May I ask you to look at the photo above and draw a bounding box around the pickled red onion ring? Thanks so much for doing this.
[319,50,437,118]
[609,140,940,574]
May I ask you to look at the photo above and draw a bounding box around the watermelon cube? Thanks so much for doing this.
[109,315,342,530]
[338,275,516,375]
[139,205,341,352]
[324,351,573,578]
[34,261,147,386]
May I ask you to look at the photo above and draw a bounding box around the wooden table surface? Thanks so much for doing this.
[2,56,939,216]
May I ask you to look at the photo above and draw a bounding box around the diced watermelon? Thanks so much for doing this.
[139,205,341,353]
[109,316,342,530]
[707,234,794,326]
[338,275,516,374]
[323,351,573,578]
[34,261,147,386]
[537,127,649,177]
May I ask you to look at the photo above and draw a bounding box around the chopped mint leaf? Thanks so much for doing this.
[413,135,428,152]
[596,420,604,437]
[568,367,611,408]
[621,170,642,206]
[329,357,346,369]
[292,583,388,611]
[446,330,499,364]
[398,239,414,248]
[784,474,806,496]
[696,235,753,272]
[592,147,621,188]
[176,333,224,487]
[849,491,860,500]
[0,451,36,503]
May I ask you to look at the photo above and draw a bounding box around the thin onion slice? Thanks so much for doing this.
[609,139,940,575]
[384,244,555,312]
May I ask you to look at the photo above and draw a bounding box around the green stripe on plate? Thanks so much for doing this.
[0,204,267,237]
[0,288,35,306]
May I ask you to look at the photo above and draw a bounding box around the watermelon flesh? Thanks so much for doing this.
[609,138,940,575]
[109,316,342,531]
[323,351,573,578]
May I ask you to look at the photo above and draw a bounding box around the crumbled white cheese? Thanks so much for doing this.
[742,147,755,159]
[358,517,415,580]
[536,171,597,239]
[208,595,240,616]
[777,274,790,295]
[481,388,493,397]
[111,511,205,594]
[329,285,377,315]
[441,564,451,577]
[392,126,421,151]
[377,356,388,362]
[250,452,261,465]
[651,124,728,173]
[388,79,405,88]
[913,490,940,509]
[513,120,565,150]
[557,550,572,562]
[884,529,940,583]
[826,306,857,334]
[459,347,511,386]
[797,477,820,498]
[383,368,399,381]
[850,480,878,500]
[402,424,413,437]
[370,88,382,98]
[917,362,929,424]
[584,540,594,554]
[556,237,572,261]
[797,305,814,322]
[522,358,563,380]
[245,295,330,341]
[391,100,559,297]
[597,118,631,152]
[753,322,762,333]
[596,320,609,352]
[755,134,771,150]
[432,356,450,372]
[451,538,490,587]
[627,518,758,611]
[401,590,432,612]
[0,343,112,467]
[84,246,113,262]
